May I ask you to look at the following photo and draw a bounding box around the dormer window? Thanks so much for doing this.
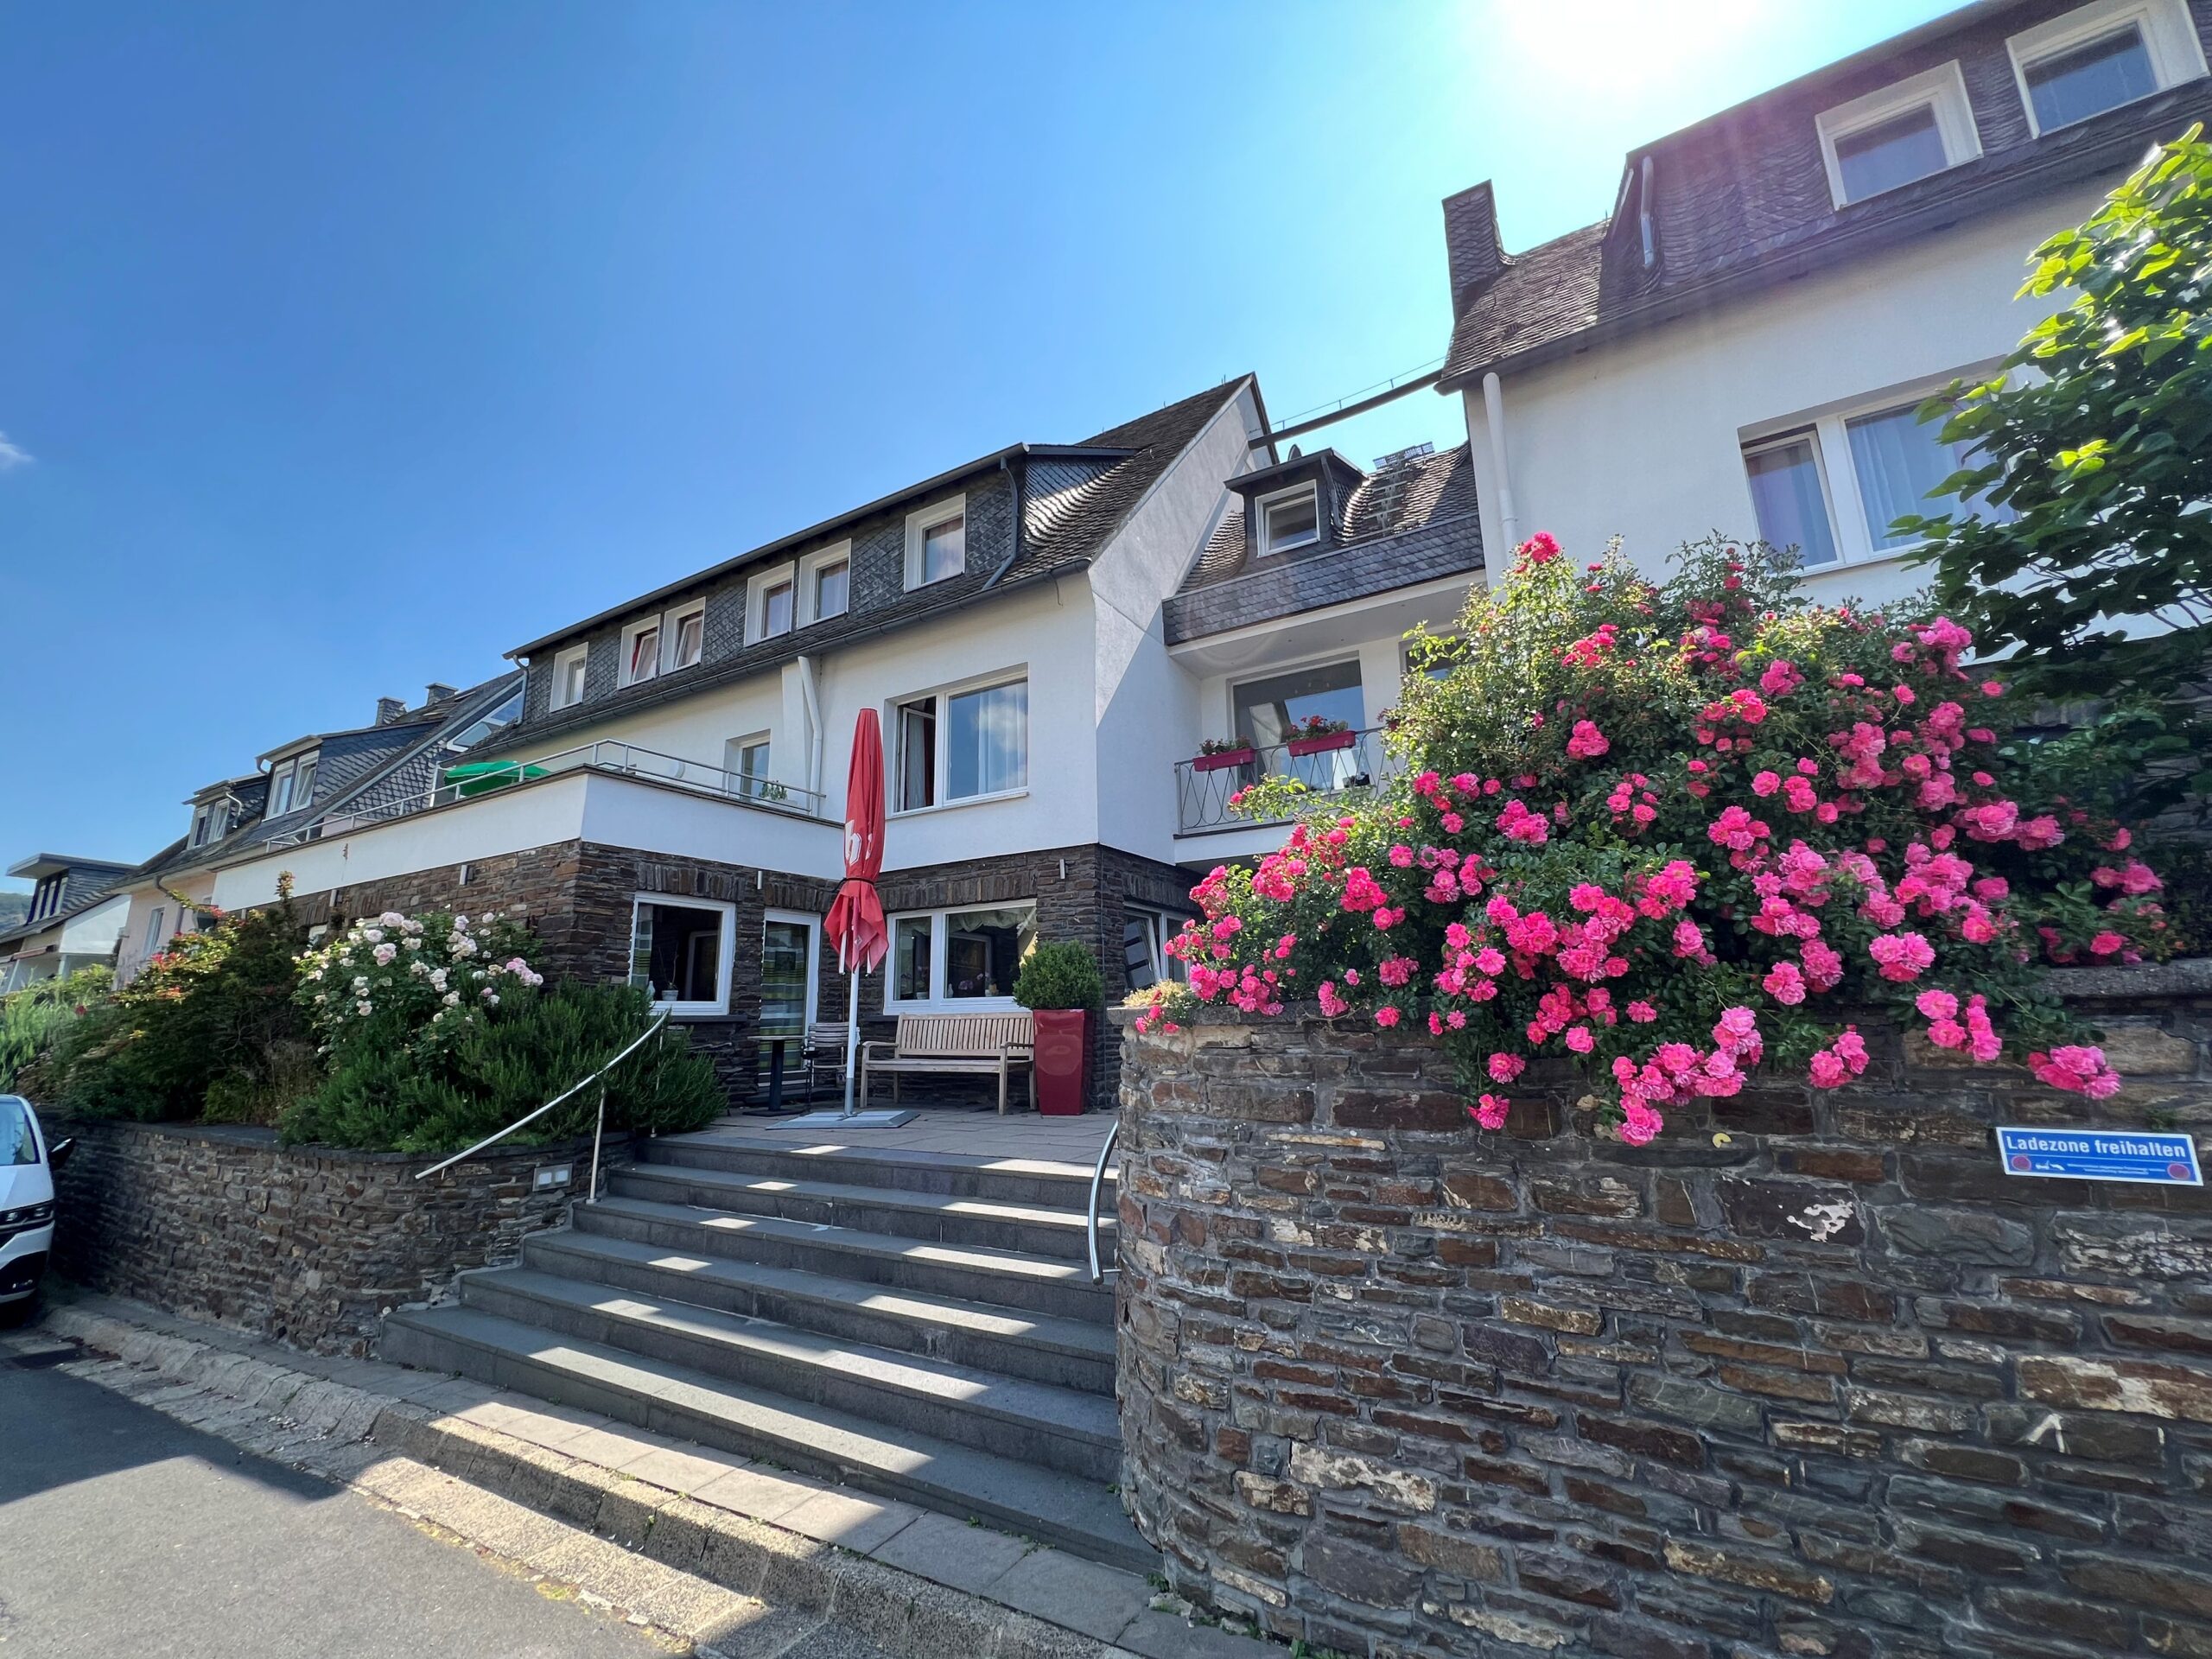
[268,761,296,817]
[551,645,588,711]
[670,602,706,670]
[747,563,798,644]
[1816,63,1980,207]
[1256,485,1321,556]
[2009,0,2206,136]
[905,498,967,589]
[620,618,662,687]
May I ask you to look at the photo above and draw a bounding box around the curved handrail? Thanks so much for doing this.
[1087,1119,1120,1285]
[413,1007,670,1184]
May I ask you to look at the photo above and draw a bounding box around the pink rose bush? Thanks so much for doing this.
[1135,536,2172,1139]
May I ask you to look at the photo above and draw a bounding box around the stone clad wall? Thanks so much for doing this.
[1115,963,2212,1659]
[49,1119,590,1357]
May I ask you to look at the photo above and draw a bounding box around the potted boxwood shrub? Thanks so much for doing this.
[1014,940,1104,1116]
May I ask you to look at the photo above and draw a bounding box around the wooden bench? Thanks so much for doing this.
[861,1013,1036,1115]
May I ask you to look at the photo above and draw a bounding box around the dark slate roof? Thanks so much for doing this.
[1440,0,2212,387]
[472,378,1259,758]
[1179,442,1478,594]
[0,859,135,950]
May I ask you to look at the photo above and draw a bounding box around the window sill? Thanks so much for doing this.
[888,788,1029,821]
[1800,539,1929,578]
[903,570,964,594]
[653,1002,732,1021]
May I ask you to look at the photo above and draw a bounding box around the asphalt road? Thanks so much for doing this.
[0,1357,743,1659]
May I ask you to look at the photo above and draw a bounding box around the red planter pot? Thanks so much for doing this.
[1287,730,1356,757]
[1031,1007,1090,1116]
[1192,747,1256,772]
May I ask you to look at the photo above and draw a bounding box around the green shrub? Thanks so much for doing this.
[43,896,315,1122]
[1014,941,1105,1010]
[281,982,722,1154]
[0,965,112,1093]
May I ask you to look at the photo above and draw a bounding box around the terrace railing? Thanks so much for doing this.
[1173,726,1396,836]
[266,740,825,848]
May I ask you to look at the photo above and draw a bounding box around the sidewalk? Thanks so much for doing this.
[22,1289,1274,1659]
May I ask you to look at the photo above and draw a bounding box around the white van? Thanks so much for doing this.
[0,1095,67,1317]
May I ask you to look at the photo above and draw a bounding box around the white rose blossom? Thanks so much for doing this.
[442,990,461,1007]
[372,943,397,965]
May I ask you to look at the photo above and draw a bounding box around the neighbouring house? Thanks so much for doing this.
[1441,0,2212,609]
[0,855,136,993]
[107,676,524,981]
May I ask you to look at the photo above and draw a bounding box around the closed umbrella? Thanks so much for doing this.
[822,709,893,1122]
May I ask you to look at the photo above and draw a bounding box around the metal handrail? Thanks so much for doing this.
[413,1007,670,1192]
[1086,1120,1120,1285]
[270,740,825,849]
[1173,725,1398,835]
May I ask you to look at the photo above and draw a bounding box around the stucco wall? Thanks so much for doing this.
[1115,964,2212,1657]
[1462,181,2116,613]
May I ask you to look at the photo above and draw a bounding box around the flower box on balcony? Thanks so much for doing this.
[1287,730,1356,758]
[1192,747,1257,772]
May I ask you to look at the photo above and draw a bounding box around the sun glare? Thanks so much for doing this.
[1489,0,1772,94]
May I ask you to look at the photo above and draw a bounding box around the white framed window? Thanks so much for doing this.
[2008,0,2206,136]
[724,733,779,801]
[1740,374,2015,570]
[143,907,166,957]
[904,497,967,589]
[1123,907,1187,990]
[760,909,819,1039]
[799,542,851,626]
[551,644,589,710]
[189,806,211,848]
[892,673,1028,813]
[1816,63,1981,207]
[669,601,707,671]
[747,563,797,645]
[293,753,319,807]
[620,618,663,688]
[266,761,297,818]
[629,895,735,1017]
[1255,484,1321,556]
[886,901,1037,1011]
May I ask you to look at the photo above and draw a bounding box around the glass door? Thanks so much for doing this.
[760,912,818,1041]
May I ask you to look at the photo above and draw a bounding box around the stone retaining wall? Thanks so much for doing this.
[1115,963,2212,1658]
[49,1118,593,1356]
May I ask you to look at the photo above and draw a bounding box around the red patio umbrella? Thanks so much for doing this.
[823,709,888,1116]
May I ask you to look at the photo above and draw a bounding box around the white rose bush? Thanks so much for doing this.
[297,908,543,1064]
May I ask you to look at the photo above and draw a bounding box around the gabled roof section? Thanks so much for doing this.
[1179,442,1478,594]
[1440,0,2212,387]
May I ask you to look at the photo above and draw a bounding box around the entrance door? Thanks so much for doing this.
[760,912,819,1103]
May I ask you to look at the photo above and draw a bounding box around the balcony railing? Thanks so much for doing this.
[1173,726,1396,835]
[265,739,826,849]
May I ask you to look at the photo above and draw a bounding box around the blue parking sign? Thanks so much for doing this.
[1995,1127,2202,1186]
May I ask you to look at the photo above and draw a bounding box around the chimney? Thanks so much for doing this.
[424,683,458,705]
[376,696,410,725]
[1441,181,1506,315]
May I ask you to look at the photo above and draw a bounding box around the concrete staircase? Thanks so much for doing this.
[382,1134,1148,1572]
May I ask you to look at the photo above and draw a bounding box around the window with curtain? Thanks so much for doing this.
[1833,105,1949,201]
[946,680,1027,799]
[1744,435,1840,567]
[2024,23,2158,129]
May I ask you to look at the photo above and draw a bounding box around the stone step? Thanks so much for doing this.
[523,1229,1117,1395]
[380,1303,1155,1574]
[575,1195,1116,1326]
[651,1130,1114,1210]
[454,1267,1122,1482]
[608,1161,1111,1262]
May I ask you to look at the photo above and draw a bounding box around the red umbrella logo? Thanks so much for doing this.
[824,709,888,1115]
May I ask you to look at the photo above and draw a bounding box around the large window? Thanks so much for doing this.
[1232,659,1365,751]
[1256,484,1321,556]
[1742,384,2012,570]
[906,497,968,588]
[886,903,1036,1009]
[630,897,734,1016]
[1816,63,1980,207]
[2009,0,2205,135]
[894,676,1027,810]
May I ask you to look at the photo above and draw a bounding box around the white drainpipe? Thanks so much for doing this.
[1482,370,1520,552]
[797,653,824,798]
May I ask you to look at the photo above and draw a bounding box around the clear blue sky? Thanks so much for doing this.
[0,0,1961,887]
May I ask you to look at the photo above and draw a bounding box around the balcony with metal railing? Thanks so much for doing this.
[1172,725,1396,836]
[265,739,828,849]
